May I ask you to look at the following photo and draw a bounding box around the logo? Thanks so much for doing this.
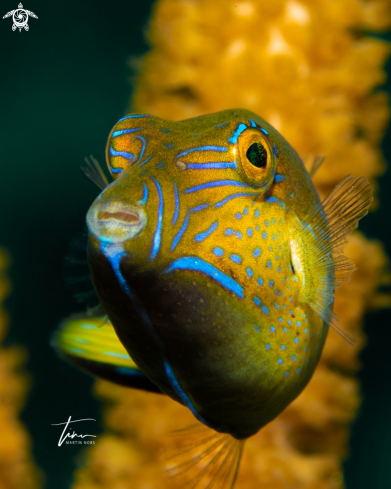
[2,3,38,32]
[51,416,97,446]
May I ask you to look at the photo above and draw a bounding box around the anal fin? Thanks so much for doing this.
[52,315,162,393]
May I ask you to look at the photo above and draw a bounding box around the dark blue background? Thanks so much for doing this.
[0,1,390,488]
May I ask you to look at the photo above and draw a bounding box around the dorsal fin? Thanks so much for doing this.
[164,424,245,489]
[289,175,373,344]
[81,155,110,190]
[301,155,326,177]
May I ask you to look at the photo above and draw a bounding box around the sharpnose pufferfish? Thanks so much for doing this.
[55,109,372,489]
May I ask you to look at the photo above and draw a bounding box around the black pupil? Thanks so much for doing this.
[246,142,267,168]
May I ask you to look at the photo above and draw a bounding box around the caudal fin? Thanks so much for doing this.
[164,424,244,489]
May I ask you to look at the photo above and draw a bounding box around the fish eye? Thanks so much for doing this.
[236,128,276,190]
[246,142,267,168]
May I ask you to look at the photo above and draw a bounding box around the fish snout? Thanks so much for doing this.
[87,199,147,244]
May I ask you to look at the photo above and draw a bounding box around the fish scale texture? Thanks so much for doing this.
[71,0,391,488]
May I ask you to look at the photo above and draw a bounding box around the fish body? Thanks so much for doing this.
[55,108,372,487]
[85,108,362,435]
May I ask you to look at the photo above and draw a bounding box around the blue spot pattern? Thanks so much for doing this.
[213,247,224,257]
[225,228,242,239]
[253,248,261,258]
[230,254,242,264]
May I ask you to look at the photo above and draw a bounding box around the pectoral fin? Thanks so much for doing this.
[289,175,373,344]
[53,316,162,393]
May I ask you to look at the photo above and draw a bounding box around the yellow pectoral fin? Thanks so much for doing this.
[53,315,162,393]
[289,175,373,344]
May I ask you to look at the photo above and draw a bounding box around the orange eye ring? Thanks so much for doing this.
[236,128,276,190]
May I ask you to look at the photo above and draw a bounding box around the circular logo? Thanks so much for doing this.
[12,8,28,29]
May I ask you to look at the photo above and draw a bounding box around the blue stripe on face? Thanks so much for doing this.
[265,196,285,209]
[249,120,257,127]
[109,147,134,159]
[194,221,218,242]
[171,214,190,251]
[260,128,268,135]
[138,154,153,168]
[228,123,247,144]
[100,246,154,330]
[135,136,146,163]
[149,177,164,260]
[184,180,250,194]
[100,245,202,412]
[190,203,209,212]
[166,256,244,298]
[214,192,259,208]
[117,114,151,122]
[172,183,179,225]
[186,162,237,170]
[177,146,229,158]
[139,183,149,205]
[112,128,143,138]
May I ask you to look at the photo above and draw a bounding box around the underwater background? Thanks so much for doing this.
[0,0,390,488]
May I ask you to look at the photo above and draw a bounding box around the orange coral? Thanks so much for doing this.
[71,1,390,488]
[0,250,42,489]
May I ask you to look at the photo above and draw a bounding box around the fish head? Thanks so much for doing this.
[87,108,316,261]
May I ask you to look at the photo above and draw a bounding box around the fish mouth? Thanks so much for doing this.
[97,209,141,224]
[87,201,147,244]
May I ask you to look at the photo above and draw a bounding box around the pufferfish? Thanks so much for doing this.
[54,108,372,488]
